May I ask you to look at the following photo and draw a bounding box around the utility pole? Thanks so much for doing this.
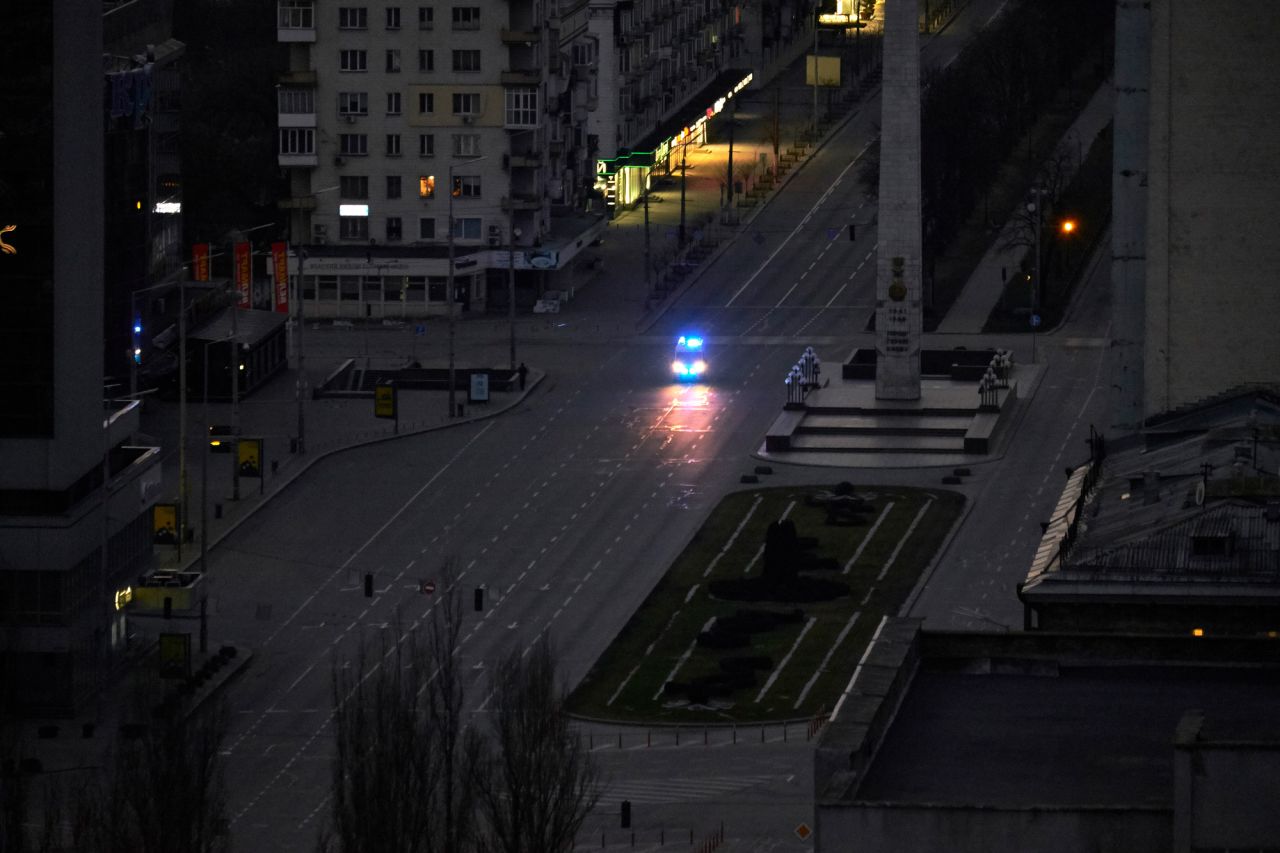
[447,168,457,418]
[643,180,652,296]
[296,247,307,452]
[725,98,736,224]
[508,209,517,370]
[678,141,688,249]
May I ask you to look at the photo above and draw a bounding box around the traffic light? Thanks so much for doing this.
[132,318,143,364]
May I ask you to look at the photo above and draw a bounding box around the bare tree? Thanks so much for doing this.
[77,690,229,853]
[475,636,599,853]
[322,561,481,853]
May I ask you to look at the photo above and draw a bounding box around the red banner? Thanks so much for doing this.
[233,241,251,307]
[192,243,210,281]
[271,242,290,314]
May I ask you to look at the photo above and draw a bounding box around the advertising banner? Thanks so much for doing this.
[192,243,210,281]
[234,241,251,306]
[271,241,289,313]
[237,437,262,478]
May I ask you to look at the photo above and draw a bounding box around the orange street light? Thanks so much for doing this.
[1060,218,1077,235]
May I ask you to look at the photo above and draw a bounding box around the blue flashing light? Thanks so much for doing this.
[133,320,143,335]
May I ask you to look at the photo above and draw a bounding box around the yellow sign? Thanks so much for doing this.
[158,633,191,679]
[153,502,178,544]
[0,224,15,255]
[805,55,842,87]
[238,437,262,478]
[375,383,397,419]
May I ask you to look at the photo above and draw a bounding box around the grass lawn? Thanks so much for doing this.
[568,485,964,725]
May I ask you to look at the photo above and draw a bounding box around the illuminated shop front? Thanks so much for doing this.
[594,69,753,212]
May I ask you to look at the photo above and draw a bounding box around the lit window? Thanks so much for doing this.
[452,175,481,198]
[419,175,436,198]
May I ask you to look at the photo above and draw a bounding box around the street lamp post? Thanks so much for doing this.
[1026,186,1044,364]
[296,246,308,452]
[447,156,487,418]
[200,333,238,575]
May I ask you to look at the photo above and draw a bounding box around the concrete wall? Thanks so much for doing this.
[1174,711,1280,852]
[817,803,1169,853]
[1144,1,1280,419]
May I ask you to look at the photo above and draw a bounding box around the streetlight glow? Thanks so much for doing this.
[1060,219,1077,235]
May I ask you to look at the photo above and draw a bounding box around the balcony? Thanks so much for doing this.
[508,153,541,168]
[501,70,541,86]
[278,68,318,86]
[500,28,540,44]
[278,153,319,168]
[278,195,319,210]
[277,1,316,42]
[501,194,542,212]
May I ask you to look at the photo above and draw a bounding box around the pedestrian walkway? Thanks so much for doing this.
[936,83,1115,334]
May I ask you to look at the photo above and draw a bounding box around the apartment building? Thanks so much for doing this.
[276,0,607,319]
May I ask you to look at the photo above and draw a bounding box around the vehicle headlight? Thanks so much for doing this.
[672,360,688,374]
[691,360,707,374]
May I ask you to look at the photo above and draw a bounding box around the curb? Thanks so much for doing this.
[169,372,545,574]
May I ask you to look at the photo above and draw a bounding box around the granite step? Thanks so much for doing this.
[798,413,973,435]
[787,433,966,453]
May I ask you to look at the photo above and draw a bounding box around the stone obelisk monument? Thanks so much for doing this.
[874,0,923,400]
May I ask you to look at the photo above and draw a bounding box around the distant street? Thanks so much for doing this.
[201,0,1117,846]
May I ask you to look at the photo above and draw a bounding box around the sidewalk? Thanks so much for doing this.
[143,350,544,574]
[935,82,1115,334]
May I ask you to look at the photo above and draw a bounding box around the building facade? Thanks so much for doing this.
[0,4,162,717]
[275,0,609,319]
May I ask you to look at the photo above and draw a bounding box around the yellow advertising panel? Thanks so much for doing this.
[805,55,842,87]
[158,632,191,679]
[375,383,397,419]
[238,438,262,478]
[153,502,178,544]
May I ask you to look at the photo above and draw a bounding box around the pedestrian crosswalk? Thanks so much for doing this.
[593,774,777,806]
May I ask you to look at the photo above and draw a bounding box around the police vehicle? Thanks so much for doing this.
[671,334,708,381]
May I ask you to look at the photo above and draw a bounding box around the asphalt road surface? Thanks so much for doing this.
[205,0,1114,846]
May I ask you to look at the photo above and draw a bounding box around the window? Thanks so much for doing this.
[386,133,401,155]
[418,134,435,156]
[338,6,368,28]
[419,217,436,239]
[452,133,480,156]
[279,0,314,28]
[338,92,368,115]
[340,50,368,72]
[340,215,370,239]
[452,217,481,239]
[504,87,537,126]
[385,6,401,28]
[452,92,479,115]
[386,91,402,114]
[278,88,314,113]
[452,175,481,198]
[385,49,401,72]
[387,175,402,198]
[279,127,315,155]
[418,92,434,114]
[452,49,481,73]
[339,133,369,155]
[419,175,435,198]
[451,6,480,29]
[572,41,595,66]
[340,175,369,198]
[418,49,434,72]
[418,5,434,28]
[386,216,403,241]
